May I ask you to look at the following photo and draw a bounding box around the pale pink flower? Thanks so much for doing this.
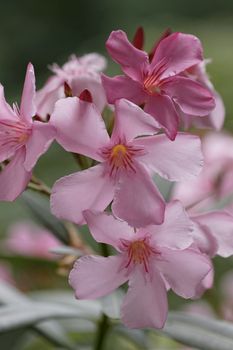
[50,97,203,227]
[36,53,107,118]
[5,221,60,259]
[191,210,233,259]
[184,300,216,319]
[0,263,14,284]
[172,132,233,211]
[69,203,211,329]
[181,60,225,131]
[0,63,55,201]
[102,30,215,140]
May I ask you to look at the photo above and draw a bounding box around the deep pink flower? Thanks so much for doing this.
[0,63,55,201]
[181,61,225,131]
[50,97,203,227]
[36,53,107,119]
[69,203,211,329]
[102,30,215,140]
[5,221,60,259]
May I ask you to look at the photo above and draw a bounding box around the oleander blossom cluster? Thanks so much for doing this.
[1,27,233,330]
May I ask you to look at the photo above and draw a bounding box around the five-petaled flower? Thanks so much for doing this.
[0,63,55,201]
[50,97,203,228]
[102,30,215,140]
[69,202,212,329]
[36,53,107,119]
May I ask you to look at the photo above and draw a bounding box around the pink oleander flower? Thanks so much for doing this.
[36,53,107,119]
[50,97,203,228]
[191,210,233,259]
[181,60,225,131]
[69,203,212,329]
[102,30,215,140]
[0,63,55,201]
[172,132,233,212]
[5,221,60,259]
[182,208,233,297]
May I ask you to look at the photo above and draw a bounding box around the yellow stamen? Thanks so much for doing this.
[18,133,30,143]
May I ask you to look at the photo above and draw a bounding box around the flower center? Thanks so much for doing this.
[0,120,31,153]
[121,236,158,273]
[143,75,161,95]
[101,140,144,178]
[111,144,128,167]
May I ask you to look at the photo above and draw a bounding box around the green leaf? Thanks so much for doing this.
[0,329,27,350]
[0,282,84,349]
[0,303,78,333]
[30,290,102,320]
[161,311,233,350]
[21,191,69,244]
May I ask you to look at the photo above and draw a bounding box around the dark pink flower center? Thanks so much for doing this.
[121,235,158,273]
[143,74,161,94]
[143,58,169,94]
[101,140,144,178]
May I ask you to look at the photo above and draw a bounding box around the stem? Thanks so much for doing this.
[100,243,110,257]
[27,182,51,196]
[94,314,110,350]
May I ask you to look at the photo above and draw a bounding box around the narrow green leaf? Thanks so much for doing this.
[160,312,233,350]
[0,282,76,349]
[0,303,78,333]
[21,191,69,244]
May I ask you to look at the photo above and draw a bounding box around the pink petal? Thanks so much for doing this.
[50,97,110,161]
[51,164,115,225]
[112,162,165,228]
[70,76,107,113]
[83,210,134,250]
[135,133,203,181]
[144,94,179,140]
[35,76,63,118]
[194,268,214,298]
[206,92,225,130]
[151,32,203,80]
[20,63,36,121]
[162,76,215,116]
[121,266,168,329]
[79,53,107,71]
[106,30,149,81]
[111,99,159,142]
[191,221,218,257]
[0,85,18,121]
[149,201,193,250]
[192,211,233,257]
[69,255,128,299]
[191,91,225,131]
[101,74,146,105]
[0,148,32,201]
[157,247,212,298]
[24,121,56,171]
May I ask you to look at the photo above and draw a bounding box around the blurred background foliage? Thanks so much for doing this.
[0,1,233,348]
